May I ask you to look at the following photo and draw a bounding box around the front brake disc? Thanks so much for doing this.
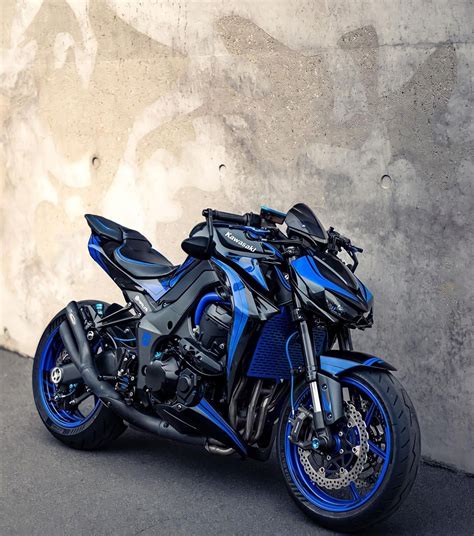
[298,403,369,490]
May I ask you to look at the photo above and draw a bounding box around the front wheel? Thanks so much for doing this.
[277,369,420,532]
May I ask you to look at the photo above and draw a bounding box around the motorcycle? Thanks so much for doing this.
[32,203,420,532]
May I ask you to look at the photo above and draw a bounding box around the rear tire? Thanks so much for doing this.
[32,301,127,450]
[277,369,421,532]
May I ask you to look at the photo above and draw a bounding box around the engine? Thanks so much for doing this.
[197,303,232,355]
[144,302,231,405]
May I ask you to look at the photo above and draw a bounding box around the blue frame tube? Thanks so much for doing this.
[193,292,226,326]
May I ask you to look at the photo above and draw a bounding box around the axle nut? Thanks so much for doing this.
[50,367,63,385]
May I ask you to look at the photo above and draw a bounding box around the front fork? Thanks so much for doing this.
[291,297,348,450]
[296,310,325,428]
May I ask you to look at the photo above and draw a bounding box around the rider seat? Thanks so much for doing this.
[85,214,177,279]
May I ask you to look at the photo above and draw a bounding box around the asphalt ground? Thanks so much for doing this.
[1,349,473,536]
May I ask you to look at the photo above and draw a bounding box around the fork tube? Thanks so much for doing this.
[293,297,326,433]
[287,247,329,440]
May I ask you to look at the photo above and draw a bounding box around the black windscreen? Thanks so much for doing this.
[285,203,328,244]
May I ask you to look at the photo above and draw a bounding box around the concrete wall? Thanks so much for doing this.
[1,0,473,471]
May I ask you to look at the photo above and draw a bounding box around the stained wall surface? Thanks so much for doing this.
[1,0,473,471]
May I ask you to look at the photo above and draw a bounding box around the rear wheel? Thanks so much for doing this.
[277,369,420,532]
[32,301,126,450]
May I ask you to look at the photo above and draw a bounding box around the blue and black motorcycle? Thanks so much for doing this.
[33,204,420,531]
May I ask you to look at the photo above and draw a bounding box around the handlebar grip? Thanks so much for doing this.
[202,209,260,227]
[212,210,248,225]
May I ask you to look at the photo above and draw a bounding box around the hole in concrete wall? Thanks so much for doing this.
[380,174,392,189]
[91,156,101,169]
[219,164,226,173]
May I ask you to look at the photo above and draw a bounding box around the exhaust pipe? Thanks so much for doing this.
[59,301,205,447]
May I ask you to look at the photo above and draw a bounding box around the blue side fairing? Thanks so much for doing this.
[195,399,247,454]
[212,259,248,375]
[232,256,268,290]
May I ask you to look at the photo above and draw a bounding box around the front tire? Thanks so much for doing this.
[32,301,127,450]
[277,369,420,532]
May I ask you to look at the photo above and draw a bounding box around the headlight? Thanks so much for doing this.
[325,292,356,320]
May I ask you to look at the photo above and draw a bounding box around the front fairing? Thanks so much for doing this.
[291,255,373,322]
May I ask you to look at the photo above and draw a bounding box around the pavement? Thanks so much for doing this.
[1,348,472,536]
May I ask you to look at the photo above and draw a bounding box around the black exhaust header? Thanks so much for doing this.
[59,301,205,447]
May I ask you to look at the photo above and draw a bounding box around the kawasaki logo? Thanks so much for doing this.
[225,231,257,252]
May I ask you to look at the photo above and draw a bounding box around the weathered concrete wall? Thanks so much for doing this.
[1,0,473,471]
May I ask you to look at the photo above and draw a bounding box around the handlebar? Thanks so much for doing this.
[203,209,261,228]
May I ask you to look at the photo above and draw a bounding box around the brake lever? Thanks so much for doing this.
[346,247,359,272]
[327,227,363,269]
[339,241,363,272]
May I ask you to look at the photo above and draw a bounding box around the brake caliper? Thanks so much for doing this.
[288,406,315,449]
[297,403,369,490]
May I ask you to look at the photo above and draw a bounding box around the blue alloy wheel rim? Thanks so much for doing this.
[284,377,391,512]
[38,327,100,428]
